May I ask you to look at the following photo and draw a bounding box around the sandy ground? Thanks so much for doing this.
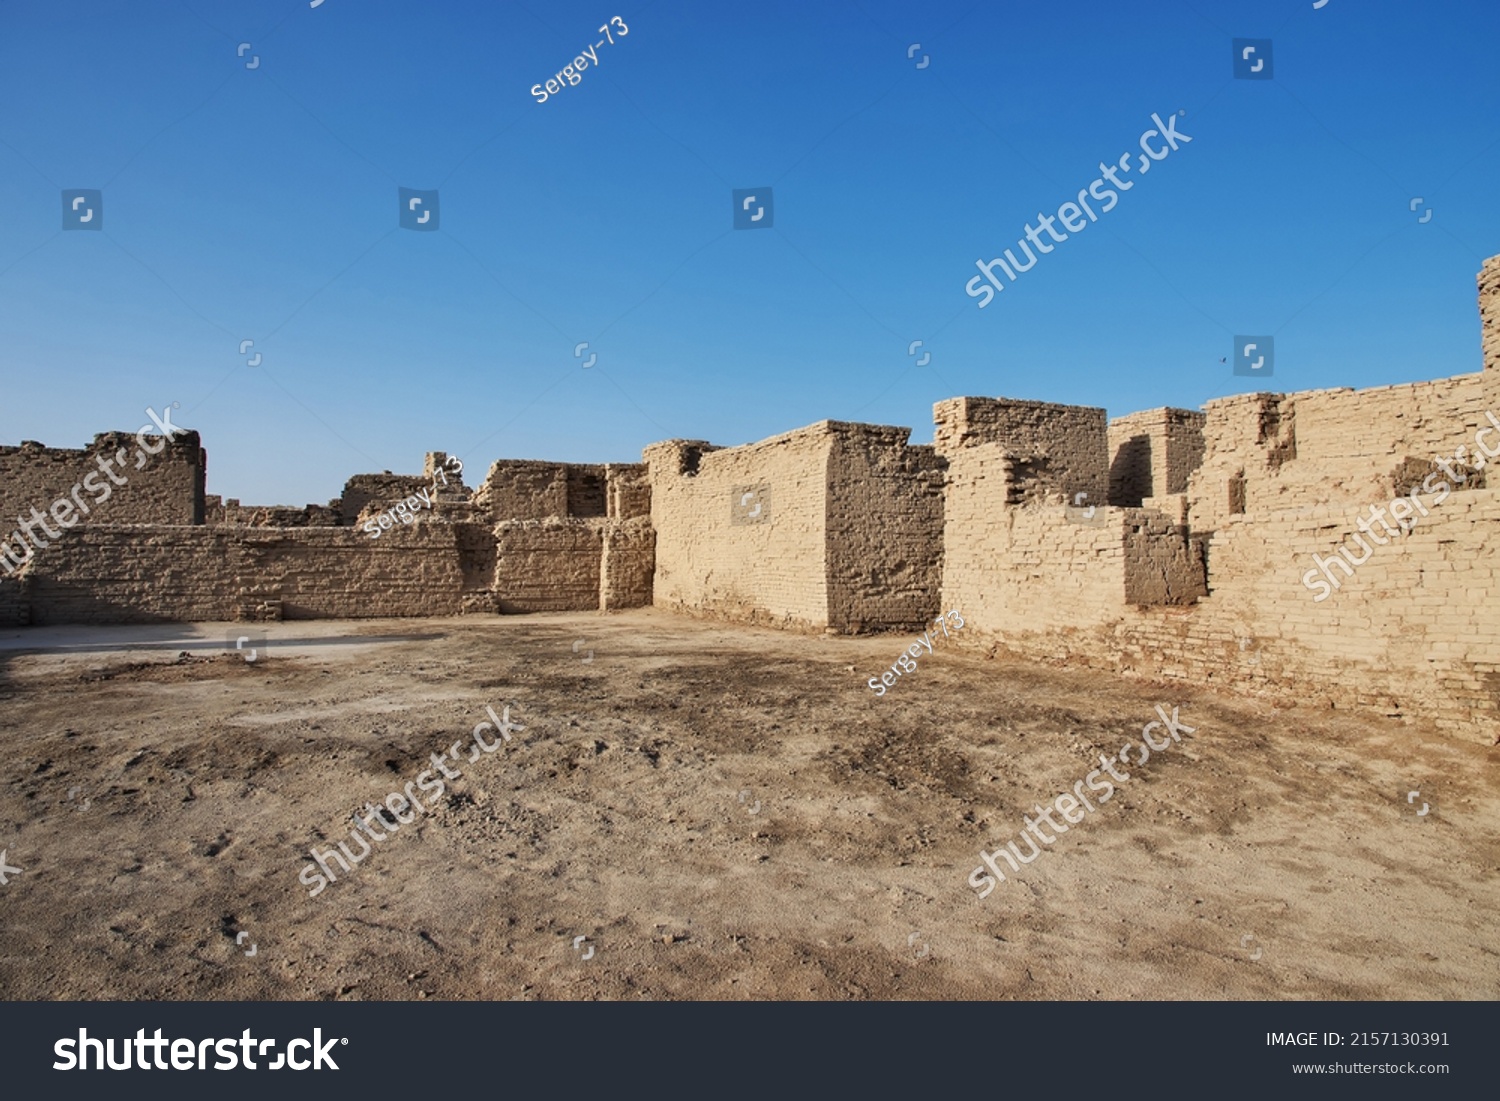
[0,608,1496,1001]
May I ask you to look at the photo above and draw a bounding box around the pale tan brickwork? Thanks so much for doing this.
[645,429,829,630]
[3,257,1498,742]
[0,430,205,528]
[1108,408,1206,506]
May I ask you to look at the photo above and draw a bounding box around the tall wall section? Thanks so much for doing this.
[824,424,945,632]
[647,428,831,629]
[1108,407,1205,507]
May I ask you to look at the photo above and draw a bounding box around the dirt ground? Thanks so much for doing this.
[0,608,1496,1001]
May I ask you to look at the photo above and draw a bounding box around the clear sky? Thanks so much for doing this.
[2,0,1497,506]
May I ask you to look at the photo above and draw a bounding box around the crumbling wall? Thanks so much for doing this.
[472,461,570,521]
[1481,255,1499,378]
[824,425,944,632]
[934,396,1108,507]
[493,519,602,613]
[1187,377,1491,535]
[340,473,434,525]
[205,499,341,527]
[21,525,466,623]
[943,441,1207,631]
[646,427,830,629]
[601,518,655,610]
[948,350,1498,743]
[606,463,651,520]
[1109,407,1205,506]
[0,430,205,532]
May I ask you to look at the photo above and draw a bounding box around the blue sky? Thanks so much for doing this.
[2,0,1497,506]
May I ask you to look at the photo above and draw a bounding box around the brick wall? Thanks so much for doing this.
[934,396,1108,507]
[22,524,467,623]
[493,519,603,612]
[646,427,830,629]
[1481,256,1499,377]
[1109,407,1205,505]
[601,518,655,610]
[824,424,944,632]
[605,463,651,520]
[0,430,205,535]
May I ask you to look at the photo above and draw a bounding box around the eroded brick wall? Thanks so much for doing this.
[1109,407,1205,506]
[601,518,655,610]
[934,396,1108,507]
[493,519,602,612]
[0,430,205,532]
[824,424,944,632]
[1481,256,1499,377]
[646,427,830,629]
[22,525,466,624]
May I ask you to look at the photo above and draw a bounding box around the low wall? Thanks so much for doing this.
[601,519,655,610]
[493,519,603,613]
[20,525,467,623]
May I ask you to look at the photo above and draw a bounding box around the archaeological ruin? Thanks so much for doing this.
[3,256,1497,744]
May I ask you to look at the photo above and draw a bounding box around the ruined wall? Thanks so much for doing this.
[824,425,944,632]
[601,519,655,610]
[946,346,1499,743]
[941,438,1203,636]
[340,473,434,525]
[20,525,466,624]
[493,519,602,613]
[0,430,205,532]
[205,499,341,527]
[647,428,830,629]
[1186,377,1492,535]
[1108,407,1205,506]
[934,396,1108,507]
[605,463,651,520]
[471,461,569,521]
[1481,255,1499,377]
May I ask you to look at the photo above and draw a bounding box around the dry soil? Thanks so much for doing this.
[0,609,1496,1000]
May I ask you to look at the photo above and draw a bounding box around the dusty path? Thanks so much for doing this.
[0,609,1495,1000]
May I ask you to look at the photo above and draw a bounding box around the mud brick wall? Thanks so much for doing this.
[472,460,570,521]
[1121,510,1207,605]
[0,430,205,529]
[21,525,466,623]
[934,396,1108,507]
[1481,256,1499,377]
[972,485,1500,745]
[605,463,651,520]
[1187,376,1492,534]
[493,519,603,612]
[824,425,944,632]
[205,500,341,527]
[341,473,435,525]
[600,519,655,610]
[647,427,830,629]
[1108,407,1205,506]
[566,466,608,518]
[940,443,1128,633]
[0,576,28,626]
